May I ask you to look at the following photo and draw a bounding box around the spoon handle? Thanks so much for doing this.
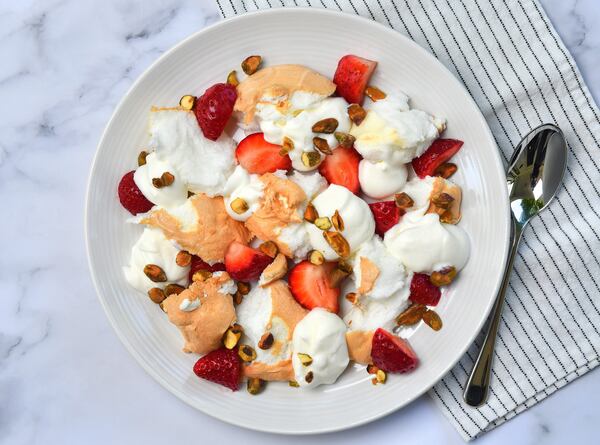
[463,220,522,407]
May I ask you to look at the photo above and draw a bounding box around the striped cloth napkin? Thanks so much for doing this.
[215,0,600,440]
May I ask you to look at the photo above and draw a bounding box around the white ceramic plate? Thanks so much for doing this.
[86,8,510,434]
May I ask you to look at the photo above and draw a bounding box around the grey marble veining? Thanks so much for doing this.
[1,0,598,443]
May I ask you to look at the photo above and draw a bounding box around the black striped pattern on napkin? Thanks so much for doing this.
[216,0,600,439]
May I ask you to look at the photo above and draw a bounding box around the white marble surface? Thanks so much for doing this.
[2,0,599,443]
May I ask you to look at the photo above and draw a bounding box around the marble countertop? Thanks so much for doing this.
[2,0,598,443]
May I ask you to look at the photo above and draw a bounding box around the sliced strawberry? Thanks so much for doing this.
[188,255,226,282]
[371,328,418,373]
[318,146,361,194]
[333,55,377,105]
[194,83,237,141]
[369,201,403,237]
[117,170,153,215]
[288,261,341,313]
[235,133,291,174]
[412,139,464,178]
[409,273,442,306]
[193,347,240,391]
[224,242,272,281]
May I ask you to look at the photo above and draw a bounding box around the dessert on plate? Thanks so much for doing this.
[116,53,470,393]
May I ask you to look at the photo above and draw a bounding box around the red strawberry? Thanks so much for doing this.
[412,139,464,178]
[194,83,237,141]
[318,146,361,194]
[369,201,403,236]
[193,347,240,391]
[409,273,442,306]
[117,170,153,215]
[235,133,291,174]
[288,261,341,313]
[224,242,272,281]
[188,255,226,282]
[371,328,418,373]
[333,55,377,105]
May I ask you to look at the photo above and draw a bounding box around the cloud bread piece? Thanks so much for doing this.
[162,273,236,355]
[238,280,308,381]
[139,193,251,264]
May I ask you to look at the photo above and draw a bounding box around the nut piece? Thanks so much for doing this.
[431,192,455,209]
[334,132,356,148]
[434,162,458,179]
[192,270,212,282]
[144,264,167,282]
[314,216,332,231]
[148,287,166,304]
[241,55,262,75]
[323,231,351,258]
[366,364,379,375]
[288,380,300,388]
[439,210,454,224]
[423,309,443,331]
[259,241,279,258]
[304,204,318,223]
[164,283,185,296]
[365,86,387,101]
[396,303,427,326]
[348,104,367,126]
[230,197,249,214]
[430,266,457,287]
[152,171,175,188]
[297,353,313,366]
[223,324,243,349]
[226,70,239,86]
[308,250,325,265]
[394,192,414,209]
[237,281,251,295]
[313,137,332,155]
[258,332,274,350]
[175,250,192,267]
[345,292,358,305]
[301,151,321,168]
[331,210,344,231]
[179,95,196,110]
[337,259,353,274]
[280,136,294,156]
[138,150,148,166]
[238,344,257,362]
[311,118,339,134]
[376,369,387,384]
[247,377,264,395]
[305,371,314,384]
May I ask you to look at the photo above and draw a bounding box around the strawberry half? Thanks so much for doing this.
[188,255,226,282]
[194,83,237,141]
[412,139,464,178]
[288,261,341,313]
[224,242,272,281]
[333,55,377,105]
[369,201,403,237]
[193,347,240,391]
[371,328,418,373]
[409,273,442,306]
[235,133,291,174]
[118,170,153,215]
[318,146,361,194]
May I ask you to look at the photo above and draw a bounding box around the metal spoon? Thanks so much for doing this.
[463,124,568,407]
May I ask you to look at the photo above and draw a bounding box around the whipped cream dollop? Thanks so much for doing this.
[292,308,349,388]
[358,159,408,199]
[384,212,470,273]
[133,152,188,208]
[306,184,375,260]
[149,108,235,196]
[352,236,407,300]
[223,166,265,222]
[350,94,445,166]
[124,228,190,293]
[256,92,351,171]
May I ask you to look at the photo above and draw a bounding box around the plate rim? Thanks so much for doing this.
[85,7,510,435]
